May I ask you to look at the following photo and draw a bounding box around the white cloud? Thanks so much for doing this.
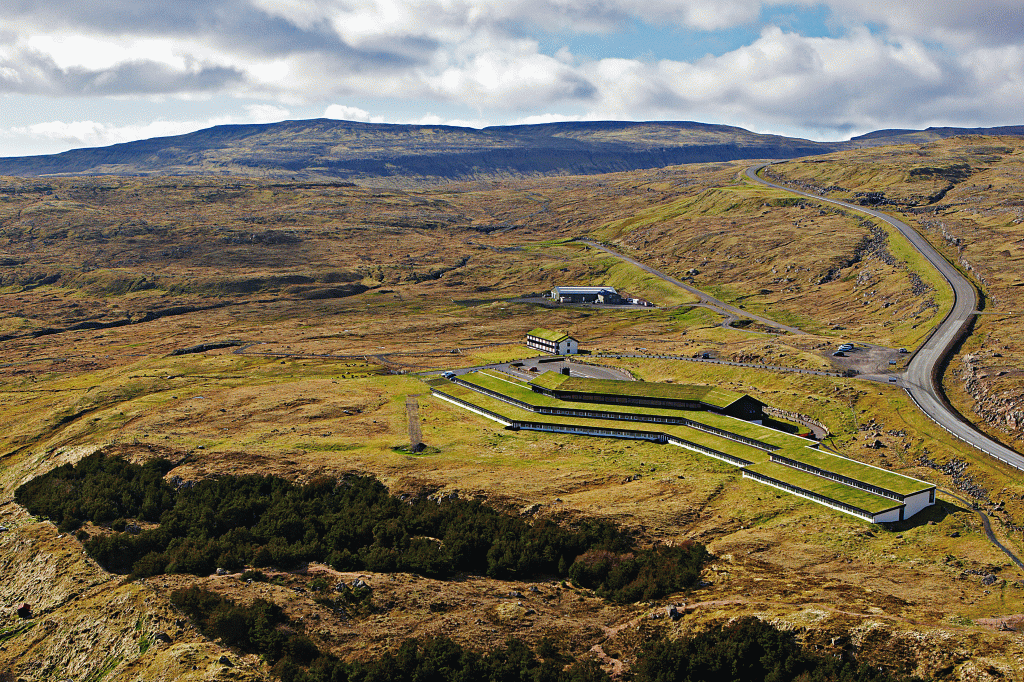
[7,119,204,147]
[323,104,385,122]
[514,112,585,125]
[2,104,297,151]
[245,103,291,122]
[404,114,487,127]
[2,0,1024,151]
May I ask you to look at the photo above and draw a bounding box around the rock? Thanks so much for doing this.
[216,567,227,576]
[982,574,998,586]
[219,655,234,667]
[494,602,531,622]
[154,632,172,644]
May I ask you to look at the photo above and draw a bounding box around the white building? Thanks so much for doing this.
[526,328,579,355]
[551,286,623,304]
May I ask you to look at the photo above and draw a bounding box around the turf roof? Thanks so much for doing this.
[431,381,770,464]
[744,461,904,515]
[530,373,754,409]
[772,449,932,496]
[463,370,807,450]
[527,328,572,343]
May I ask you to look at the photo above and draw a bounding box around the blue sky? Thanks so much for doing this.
[1,0,1022,156]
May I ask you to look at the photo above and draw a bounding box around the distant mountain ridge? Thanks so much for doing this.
[0,119,1021,185]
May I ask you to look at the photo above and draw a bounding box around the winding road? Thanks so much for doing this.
[580,239,804,334]
[745,164,1024,472]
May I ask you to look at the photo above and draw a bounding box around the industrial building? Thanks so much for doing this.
[427,369,936,524]
[526,328,579,355]
[551,286,624,304]
[530,373,766,421]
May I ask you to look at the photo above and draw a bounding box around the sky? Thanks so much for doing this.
[1,0,1022,156]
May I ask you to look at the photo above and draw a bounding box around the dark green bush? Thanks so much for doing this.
[632,617,924,682]
[17,454,706,602]
[169,590,925,682]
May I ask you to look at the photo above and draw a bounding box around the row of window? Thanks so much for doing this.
[770,455,902,501]
[667,436,752,467]
[431,389,510,424]
[456,380,774,453]
[519,422,662,440]
[742,470,896,522]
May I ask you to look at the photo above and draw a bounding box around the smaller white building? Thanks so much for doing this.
[526,328,579,355]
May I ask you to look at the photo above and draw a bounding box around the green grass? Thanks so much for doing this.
[83,656,123,682]
[0,621,35,644]
[598,258,699,306]
[744,461,903,515]
[460,370,812,450]
[530,373,747,409]
[430,380,771,464]
[773,449,932,496]
[463,345,543,365]
[528,327,571,343]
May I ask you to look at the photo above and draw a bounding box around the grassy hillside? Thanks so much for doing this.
[2,151,1024,681]
[2,120,1021,188]
[766,137,1024,453]
[0,119,836,185]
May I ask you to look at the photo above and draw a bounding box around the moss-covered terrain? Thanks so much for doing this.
[2,139,1024,681]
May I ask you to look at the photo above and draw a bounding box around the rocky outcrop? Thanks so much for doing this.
[959,353,1024,444]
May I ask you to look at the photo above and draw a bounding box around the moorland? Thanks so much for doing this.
[2,129,1024,681]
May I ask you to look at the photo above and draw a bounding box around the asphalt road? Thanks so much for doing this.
[579,239,805,335]
[746,164,1024,471]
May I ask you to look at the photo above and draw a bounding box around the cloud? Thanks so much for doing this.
[571,25,1024,133]
[2,103,294,151]
[6,119,208,148]
[0,48,245,96]
[823,0,1024,47]
[1,0,1024,148]
[324,104,384,123]
[513,112,586,125]
[245,103,291,122]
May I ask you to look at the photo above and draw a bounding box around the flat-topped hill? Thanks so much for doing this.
[3,118,1021,186]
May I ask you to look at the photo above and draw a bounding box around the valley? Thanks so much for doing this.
[2,134,1024,681]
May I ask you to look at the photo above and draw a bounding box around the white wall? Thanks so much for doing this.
[559,338,579,354]
[903,488,935,518]
[741,471,878,523]
[871,507,903,523]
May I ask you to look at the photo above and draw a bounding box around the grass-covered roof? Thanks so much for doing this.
[527,328,572,343]
[531,373,754,409]
[744,461,904,515]
[773,449,932,496]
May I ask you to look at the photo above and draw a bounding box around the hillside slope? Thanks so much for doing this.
[0,119,834,185]
[2,120,1023,187]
